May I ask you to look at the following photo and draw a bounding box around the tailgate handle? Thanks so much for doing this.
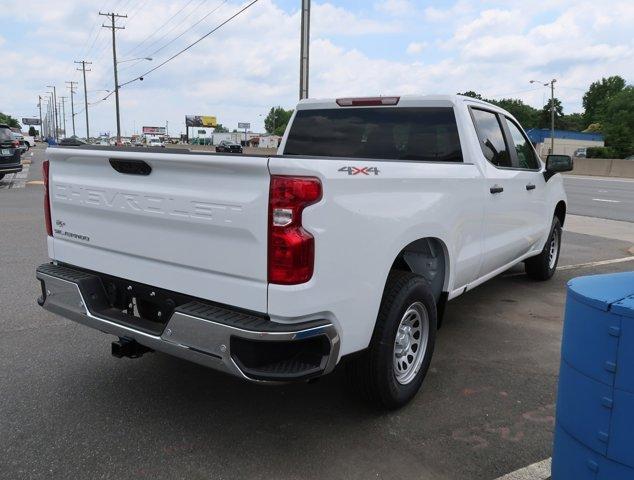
[109,159,151,176]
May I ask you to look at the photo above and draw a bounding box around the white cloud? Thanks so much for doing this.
[375,0,413,16]
[406,42,426,54]
[0,0,632,136]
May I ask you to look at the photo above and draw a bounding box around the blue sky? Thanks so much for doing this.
[0,0,632,136]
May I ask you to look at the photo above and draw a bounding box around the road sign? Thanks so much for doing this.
[238,122,250,129]
[22,117,41,125]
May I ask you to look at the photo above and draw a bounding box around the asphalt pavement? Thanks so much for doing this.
[563,175,634,222]
[1,147,633,480]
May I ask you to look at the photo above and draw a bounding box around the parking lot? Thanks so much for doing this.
[1,146,633,479]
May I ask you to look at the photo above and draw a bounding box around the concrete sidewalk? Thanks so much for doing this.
[565,215,634,246]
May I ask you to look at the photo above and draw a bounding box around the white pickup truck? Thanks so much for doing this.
[36,95,572,408]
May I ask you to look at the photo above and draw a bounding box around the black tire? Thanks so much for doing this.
[346,271,437,410]
[525,217,562,280]
[0,173,5,180]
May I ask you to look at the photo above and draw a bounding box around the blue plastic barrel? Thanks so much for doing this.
[552,271,634,479]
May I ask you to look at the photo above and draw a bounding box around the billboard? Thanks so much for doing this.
[238,122,250,129]
[22,117,41,125]
[142,126,166,135]
[186,115,217,127]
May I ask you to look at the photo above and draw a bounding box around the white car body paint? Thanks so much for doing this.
[45,95,567,360]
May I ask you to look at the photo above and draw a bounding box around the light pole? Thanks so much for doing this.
[530,78,557,154]
[37,96,43,140]
[46,85,58,141]
[299,0,310,100]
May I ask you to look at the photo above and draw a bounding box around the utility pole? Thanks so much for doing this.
[46,85,58,141]
[100,11,127,143]
[60,96,68,138]
[66,81,78,137]
[37,96,43,140]
[75,61,92,139]
[299,0,310,100]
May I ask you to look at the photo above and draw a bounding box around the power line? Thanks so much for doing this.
[145,0,227,59]
[118,0,260,89]
[118,0,217,74]
[122,0,199,58]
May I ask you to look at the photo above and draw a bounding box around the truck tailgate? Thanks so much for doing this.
[46,147,270,313]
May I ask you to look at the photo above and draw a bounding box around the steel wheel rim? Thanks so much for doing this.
[393,301,429,385]
[548,228,559,270]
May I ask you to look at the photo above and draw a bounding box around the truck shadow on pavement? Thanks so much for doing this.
[39,266,603,479]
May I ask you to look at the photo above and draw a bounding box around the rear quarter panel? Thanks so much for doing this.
[268,156,485,357]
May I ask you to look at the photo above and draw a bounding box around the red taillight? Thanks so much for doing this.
[268,175,322,285]
[12,140,20,148]
[336,96,400,107]
[43,160,53,236]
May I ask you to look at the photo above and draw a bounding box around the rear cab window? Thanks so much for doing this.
[283,107,463,162]
[0,127,13,141]
[470,108,512,168]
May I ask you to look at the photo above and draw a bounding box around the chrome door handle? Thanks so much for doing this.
[526,183,536,191]
[490,185,504,194]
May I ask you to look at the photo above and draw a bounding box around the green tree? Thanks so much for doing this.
[265,107,293,136]
[600,86,634,158]
[0,112,20,128]
[493,98,539,129]
[582,75,626,125]
[457,91,483,99]
[560,112,585,131]
[28,126,37,137]
[538,98,564,129]
[213,124,229,133]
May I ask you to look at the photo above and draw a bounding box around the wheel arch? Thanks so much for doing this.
[554,200,566,227]
[388,237,450,327]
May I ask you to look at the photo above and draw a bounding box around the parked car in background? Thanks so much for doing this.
[134,139,144,147]
[59,136,87,146]
[147,137,165,148]
[22,135,36,149]
[573,147,587,158]
[12,132,29,153]
[215,140,243,153]
[0,124,22,180]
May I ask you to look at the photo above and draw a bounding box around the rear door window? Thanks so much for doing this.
[470,108,512,168]
[503,117,540,170]
[284,107,463,162]
[0,128,12,141]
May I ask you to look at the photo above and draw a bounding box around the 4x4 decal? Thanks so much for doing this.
[338,166,380,176]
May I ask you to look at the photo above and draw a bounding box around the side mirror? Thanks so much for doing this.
[544,154,573,181]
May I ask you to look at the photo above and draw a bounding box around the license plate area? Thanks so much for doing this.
[1,149,10,156]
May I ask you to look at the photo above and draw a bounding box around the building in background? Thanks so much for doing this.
[526,129,604,157]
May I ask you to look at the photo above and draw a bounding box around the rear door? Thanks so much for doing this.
[47,147,271,312]
[469,107,532,276]
[500,116,549,251]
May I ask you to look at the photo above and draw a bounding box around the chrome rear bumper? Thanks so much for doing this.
[36,263,340,382]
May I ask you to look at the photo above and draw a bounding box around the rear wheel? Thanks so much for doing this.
[525,217,562,280]
[347,271,437,409]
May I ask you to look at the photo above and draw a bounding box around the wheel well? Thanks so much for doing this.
[555,201,566,227]
[389,238,449,325]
